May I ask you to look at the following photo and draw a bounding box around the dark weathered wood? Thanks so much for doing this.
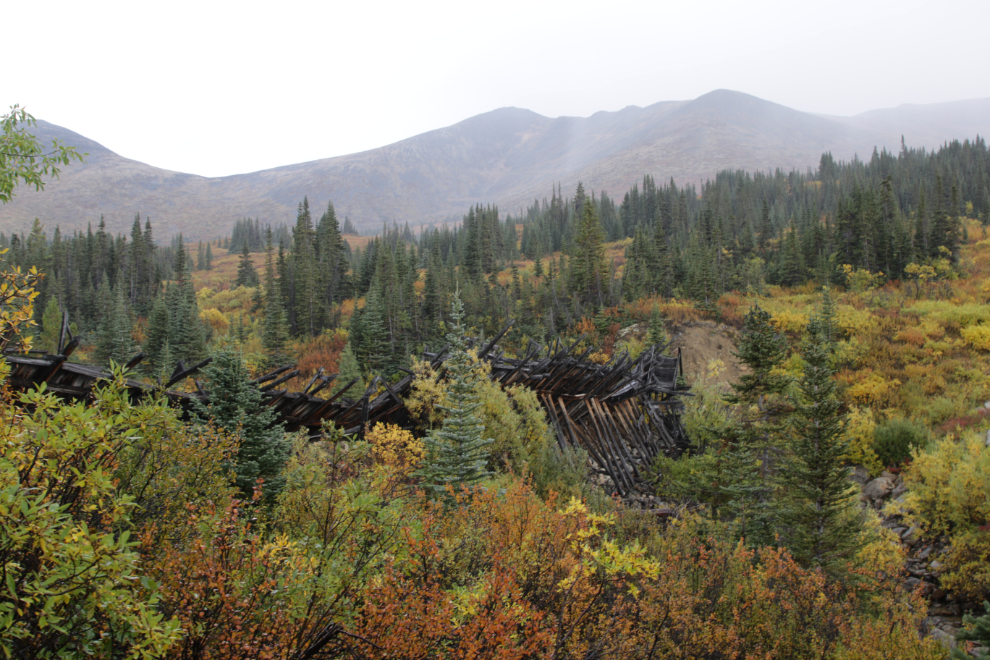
[3,315,691,500]
[165,358,212,389]
[252,365,293,385]
[124,352,145,371]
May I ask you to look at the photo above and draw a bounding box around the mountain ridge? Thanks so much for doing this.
[3,90,989,239]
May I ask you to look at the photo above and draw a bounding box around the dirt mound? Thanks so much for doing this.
[616,321,747,386]
[670,322,748,386]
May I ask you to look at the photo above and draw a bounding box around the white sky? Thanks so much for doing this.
[5,0,987,178]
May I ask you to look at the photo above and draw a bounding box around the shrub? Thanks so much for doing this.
[845,407,882,476]
[903,433,990,601]
[872,418,930,468]
[0,368,182,658]
[961,324,990,351]
[367,422,425,472]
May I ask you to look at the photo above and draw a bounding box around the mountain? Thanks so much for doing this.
[2,90,989,239]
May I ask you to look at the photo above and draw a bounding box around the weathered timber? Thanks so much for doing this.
[2,319,690,497]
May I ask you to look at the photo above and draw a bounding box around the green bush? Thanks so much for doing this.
[872,418,930,467]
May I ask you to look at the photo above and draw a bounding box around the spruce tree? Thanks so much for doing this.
[780,294,861,574]
[358,287,390,376]
[953,602,990,660]
[414,291,493,497]
[95,284,135,367]
[647,304,669,348]
[570,196,608,307]
[332,341,364,399]
[192,346,290,501]
[143,293,172,376]
[235,242,259,288]
[38,295,61,353]
[720,304,791,545]
[262,284,291,367]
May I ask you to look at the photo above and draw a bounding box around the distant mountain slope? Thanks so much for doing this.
[2,90,988,239]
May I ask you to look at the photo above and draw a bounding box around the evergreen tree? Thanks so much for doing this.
[952,602,990,660]
[192,346,290,502]
[235,242,259,288]
[38,295,62,354]
[95,284,135,367]
[358,287,391,376]
[262,284,291,367]
[414,292,493,497]
[647,304,668,348]
[780,293,861,574]
[144,293,172,376]
[728,304,790,404]
[332,341,364,399]
[205,243,213,270]
[570,193,608,307]
[168,249,209,364]
[720,304,791,546]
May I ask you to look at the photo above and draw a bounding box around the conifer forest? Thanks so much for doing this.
[5,102,990,660]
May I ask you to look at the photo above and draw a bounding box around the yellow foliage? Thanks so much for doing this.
[856,509,907,579]
[844,407,881,476]
[841,264,885,293]
[587,350,610,364]
[366,422,424,471]
[0,255,40,352]
[199,307,230,334]
[903,433,990,539]
[835,305,879,338]
[846,370,900,409]
[960,324,990,351]
[770,309,807,334]
[903,433,990,600]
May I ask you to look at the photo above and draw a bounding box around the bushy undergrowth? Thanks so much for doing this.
[873,418,931,468]
[903,433,990,601]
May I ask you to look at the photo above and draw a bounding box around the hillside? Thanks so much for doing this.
[2,89,989,238]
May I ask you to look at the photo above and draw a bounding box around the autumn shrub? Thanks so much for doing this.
[0,368,181,659]
[845,406,882,476]
[366,421,425,471]
[873,418,930,468]
[961,323,990,351]
[895,327,927,347]
[903,433,990,601]
[291,327,348,388]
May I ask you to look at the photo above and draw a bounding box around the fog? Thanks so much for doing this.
[5,0,986,177]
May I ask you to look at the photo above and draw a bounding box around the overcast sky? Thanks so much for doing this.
[5,0,987,178]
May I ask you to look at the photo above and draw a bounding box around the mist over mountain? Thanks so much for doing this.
[2,89,989,239]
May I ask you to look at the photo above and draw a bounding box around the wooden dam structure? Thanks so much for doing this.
[4,317,690,497]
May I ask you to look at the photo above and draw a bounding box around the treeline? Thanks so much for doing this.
[7,137,989,383]
[1,216,176,332]
[336,136,990,379]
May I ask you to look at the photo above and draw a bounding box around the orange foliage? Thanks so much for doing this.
[290,329,348,389]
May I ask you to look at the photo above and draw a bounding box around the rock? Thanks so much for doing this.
[863,476,895,502]
[986,428,990,447]
[932,628,956,649]
[930,560,943,572]
[891,482,909,499]
[984,400,990,409]
[932,588,946,600]
[904,577,922,590]
[917,545,933,561]
[881,470,897,481]
[849,465,871,486]
[902,524,922,547]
